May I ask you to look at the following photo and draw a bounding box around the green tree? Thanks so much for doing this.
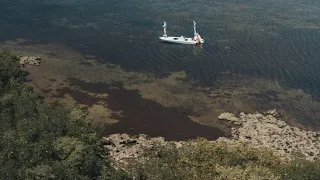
[0,51,129,179]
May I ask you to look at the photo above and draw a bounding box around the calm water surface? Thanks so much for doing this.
[1,0,320,103]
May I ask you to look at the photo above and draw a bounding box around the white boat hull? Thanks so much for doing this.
[159,36,204,45]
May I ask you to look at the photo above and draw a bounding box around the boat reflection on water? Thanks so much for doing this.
[192,43,204,56]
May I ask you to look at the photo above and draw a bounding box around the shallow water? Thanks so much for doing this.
[1,0,320,132]
[54,78,227,141]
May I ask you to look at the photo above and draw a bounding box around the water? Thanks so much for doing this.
[1,0,320,94]
[56,78,226,141]
[1,1,320,120]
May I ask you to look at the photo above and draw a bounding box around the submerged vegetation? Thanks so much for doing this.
[1,51,320,179]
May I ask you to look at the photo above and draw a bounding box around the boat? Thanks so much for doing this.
[159,21,204,45]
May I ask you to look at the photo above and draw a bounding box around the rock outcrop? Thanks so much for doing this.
[218,109,320,161]
[103,134,172,167]
[19,56,41,67]
[105,109,320,168]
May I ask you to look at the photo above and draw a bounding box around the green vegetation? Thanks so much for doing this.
[1,51,320,180]
[129,139,320,180]
[129,139,282,180]
[0,51,128,179]
[276,158,320,180]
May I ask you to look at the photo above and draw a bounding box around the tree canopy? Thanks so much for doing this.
[0,51,128,180]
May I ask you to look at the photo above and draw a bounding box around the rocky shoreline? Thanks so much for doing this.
[12,51,320,165]
[104,109,320,169]
[103,134,172,168]
[218,110,320,161]
[19,55,41,67]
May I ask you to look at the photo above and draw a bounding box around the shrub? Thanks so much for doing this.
[0,51,129,179]
[130,139,282,180]
[276,158,320,180]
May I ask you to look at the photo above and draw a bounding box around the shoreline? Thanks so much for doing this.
[2,39,320,141]
[2,51,320,179]
[104,110,320,170]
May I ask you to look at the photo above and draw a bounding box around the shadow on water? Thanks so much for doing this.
[55,78,226,141]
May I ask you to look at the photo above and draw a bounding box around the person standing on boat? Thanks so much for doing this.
[163,21,167,37]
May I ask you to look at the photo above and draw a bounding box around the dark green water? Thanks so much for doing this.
[1,0,320,97]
